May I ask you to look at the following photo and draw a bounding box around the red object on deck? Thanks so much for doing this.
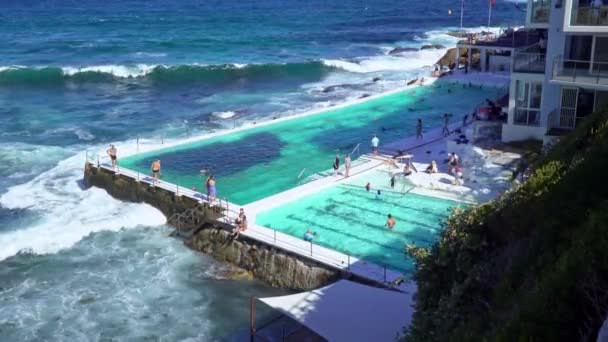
[477,107,490,120]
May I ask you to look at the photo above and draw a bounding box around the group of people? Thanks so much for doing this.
[332,153,352,177]
[414,113,453,141]
[230,208,248,239]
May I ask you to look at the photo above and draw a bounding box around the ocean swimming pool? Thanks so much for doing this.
[119,84,499,204]
[255,171,462,272]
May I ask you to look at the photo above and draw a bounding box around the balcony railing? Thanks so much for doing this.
[547,108,577,131]
[552,57,608,86]
[513,52,546,73]
[570,2,608,26]
[531,0,551,24]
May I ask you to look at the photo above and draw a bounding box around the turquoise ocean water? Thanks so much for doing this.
[0,0,524,340]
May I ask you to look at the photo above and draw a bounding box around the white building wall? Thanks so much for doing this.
[502,72,546,142]
[540,0,567,127]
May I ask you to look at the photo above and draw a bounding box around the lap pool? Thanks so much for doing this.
[255,170,463,273]
[119,84,498,204]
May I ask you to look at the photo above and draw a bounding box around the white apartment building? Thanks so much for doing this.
[502,0,608,143]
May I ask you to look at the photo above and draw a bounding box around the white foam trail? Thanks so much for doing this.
[211,111,236,119]
[0,151,166,261]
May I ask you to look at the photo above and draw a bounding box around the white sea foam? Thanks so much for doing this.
[61,64,160,78]
[0,150,166,261]
[211,111,236,119]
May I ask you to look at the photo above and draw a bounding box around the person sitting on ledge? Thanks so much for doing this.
[231,209,248,239]
[403,163,413,176]
[425,160,438,174]
[303,229,317,242]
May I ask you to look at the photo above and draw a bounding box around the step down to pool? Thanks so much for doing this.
[168,208,205,239]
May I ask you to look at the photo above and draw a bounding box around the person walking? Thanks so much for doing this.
[333,154,340,176]
[416,119,423,139]
[442,113,451,136]
[344,153,351,178]
[371,134,380,155]
[107,144,117,169]
[151,159,161,186]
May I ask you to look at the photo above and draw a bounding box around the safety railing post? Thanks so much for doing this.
[97,156,100,168]
[347,255,350,270]
[310,241,313,256]
[273,230,276,244]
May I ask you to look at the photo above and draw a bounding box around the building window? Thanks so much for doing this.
[531,0,550,23]
[514,80,542,126]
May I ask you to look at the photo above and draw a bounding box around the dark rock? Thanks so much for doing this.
[388,47,419,55]
[372,77,381,82]
[421,44,446,50]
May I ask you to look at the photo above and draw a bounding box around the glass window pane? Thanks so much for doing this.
[516,81,529,108]
[530,83,543,108]
[528,110,540,125]
[514,109,529,124]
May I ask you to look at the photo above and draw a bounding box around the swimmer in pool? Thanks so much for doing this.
[375,189,382,200]
[303,229,317,242]
[385,214,396,230]
[365,182,371,192]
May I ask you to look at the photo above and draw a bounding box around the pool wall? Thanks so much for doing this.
[84,162,388,291]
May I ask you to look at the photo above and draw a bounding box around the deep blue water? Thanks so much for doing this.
[0,0,524,340]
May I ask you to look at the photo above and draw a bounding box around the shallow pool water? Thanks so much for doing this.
[255,171,463,272]
[120,84,498,204]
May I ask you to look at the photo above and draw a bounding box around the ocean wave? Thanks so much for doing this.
[0,62,339,86]
[0,150,167,261]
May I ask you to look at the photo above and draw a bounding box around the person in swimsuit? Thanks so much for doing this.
[107,145,117,169]
[207,175,217,202]
[416,119,423,140]
[365,182,371,192]
[375,189,382,200]
[371,134,379,155]
[333,154,340,176]
[442,113,451,136]
[231,209,248,239]
[425,160,438,174]
[385,214,396,230]
[448,153,459,174]
[403,163,413,176]
[151,160,161,185]
[344,153,351,178]
[303,229,317,242]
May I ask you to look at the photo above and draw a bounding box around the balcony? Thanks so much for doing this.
[552,57,608,87]
[570,1,608,26]
[513,52,546,73]
[531,0,551,24]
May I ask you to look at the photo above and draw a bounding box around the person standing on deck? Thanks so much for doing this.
[107,144,117,169]
[151,160,161,186]
[442,113,451,136]
[206,175,217,202]
[333,154,340,176]
[416,119,423,139]
[371,134,380,155]
[344,153,352,178]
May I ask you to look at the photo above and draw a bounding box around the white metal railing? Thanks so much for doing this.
[553,56,608,86]
[243,223,400,285]
[513,52,546,73]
